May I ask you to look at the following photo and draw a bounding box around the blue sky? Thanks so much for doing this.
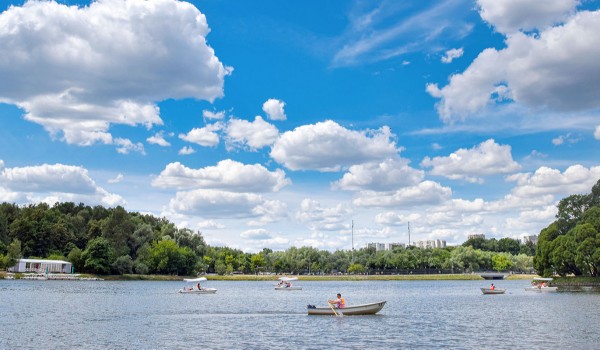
[1,0,599,252]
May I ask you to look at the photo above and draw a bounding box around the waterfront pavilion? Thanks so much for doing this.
[8,258,73,274]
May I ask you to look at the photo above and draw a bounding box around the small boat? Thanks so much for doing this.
[178,277,217,294]
[480,287,506,294]
[307,301,386,316]
[525,277,558,292]
[275,276,302,291]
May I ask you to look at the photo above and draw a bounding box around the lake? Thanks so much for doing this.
[1,279,598,349]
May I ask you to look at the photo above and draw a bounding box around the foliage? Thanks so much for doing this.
[534,179,600,277]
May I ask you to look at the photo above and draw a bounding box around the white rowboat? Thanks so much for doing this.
[179,277,217,294]
[307,301,386,316]
[275,276,302,291]
[525,277,558,292]
[480,288,506,294]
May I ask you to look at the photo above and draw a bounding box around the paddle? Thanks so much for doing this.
[328,302,342,317]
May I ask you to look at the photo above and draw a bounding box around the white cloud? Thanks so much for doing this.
[332,0,473,66]
[271,120,398,171]
[0,162,125,206]
[225,116,279,150]
[428,9,600,123]
[167,189,265,219]
[333,157,423,191]
[179,123,222,147]
[248,199,288,226]
[114,138,145,155]
[507,164,600,198]
[152,160,290,192]
[296,199,353,232]
[552,133,581,146]
[353,181,452,208]
[421,139,521,183]
[147,132,171,147]
[197,220,225,230]
[441,48,463,63]
[477,0,578,34]
[240,229,273,240]
[202,110,226,120]
[262,98,287,121]
[595,125,600,140]
[0,0,230,146]
[108,173,124,184]
[178,146,196,155]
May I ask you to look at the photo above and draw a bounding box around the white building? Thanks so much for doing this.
[414,240,447,249]
[367,243,386,251]
[468,234,485,240]
[8,259,73,274]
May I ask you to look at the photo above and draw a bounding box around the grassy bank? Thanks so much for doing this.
[1,271,537,281]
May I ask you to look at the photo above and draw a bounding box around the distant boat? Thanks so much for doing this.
[525,277,558,292]
[275,276,302,290]
[307,301,386,316]
[480,287,506,294]
[179,277,217,294]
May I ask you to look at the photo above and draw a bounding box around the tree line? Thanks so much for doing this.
[0,200,540,276]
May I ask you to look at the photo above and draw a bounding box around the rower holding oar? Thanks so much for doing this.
[328,293,346,309]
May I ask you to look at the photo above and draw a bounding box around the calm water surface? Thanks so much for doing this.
[1,279,598,349]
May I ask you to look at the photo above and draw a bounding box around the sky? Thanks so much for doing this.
[0,0,599,253]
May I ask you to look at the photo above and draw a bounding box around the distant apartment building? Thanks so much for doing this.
[367,242,386,251]
[387,243,405,250]
[468,234,485,240]
[367,242,406,251]
[414,240,447,249]
[522,235,538,245]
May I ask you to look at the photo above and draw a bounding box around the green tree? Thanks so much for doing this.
[491,253,513,271]
[112,255,134,275]
[347,263,365,274]
[81,237,112,275]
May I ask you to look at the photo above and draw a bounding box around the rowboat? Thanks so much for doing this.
[178,277,217,294]
[525,277,558,292]
[480,287,506,294]
[275,276,302,291]
[307,301,386,316]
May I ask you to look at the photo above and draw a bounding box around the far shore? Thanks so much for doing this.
[5,271,599,285]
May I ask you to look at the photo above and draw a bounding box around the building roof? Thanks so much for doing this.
[18,258,71,264]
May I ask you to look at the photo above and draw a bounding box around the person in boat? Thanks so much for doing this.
[328,293,346,308]
[490,283,495,290]
[197,282,201,290]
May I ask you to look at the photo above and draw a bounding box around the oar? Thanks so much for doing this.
[328,302,342,317]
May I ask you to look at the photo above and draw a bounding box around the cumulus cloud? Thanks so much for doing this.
[202,110,226,120]
[477,0,578,34]
[596,125,600,140]
[428,8,600,122]
[178,146,196,155]
[353,181,452,208]
[147,132,171,147]
[179,123,222,147]
[114,138,145,155]
[152,160,290,192]
[552,133,581,145]
[271,120,399,171]
[296,199,352,232]
[0,162,125,206]
[225,116,279,150]
[420,139,521,183]
[262,99,287,121]
[0,0,230,146]
[441,48,463,63]
[333,157,424,191]
[506,164,600,198]
[167,189,264,219]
